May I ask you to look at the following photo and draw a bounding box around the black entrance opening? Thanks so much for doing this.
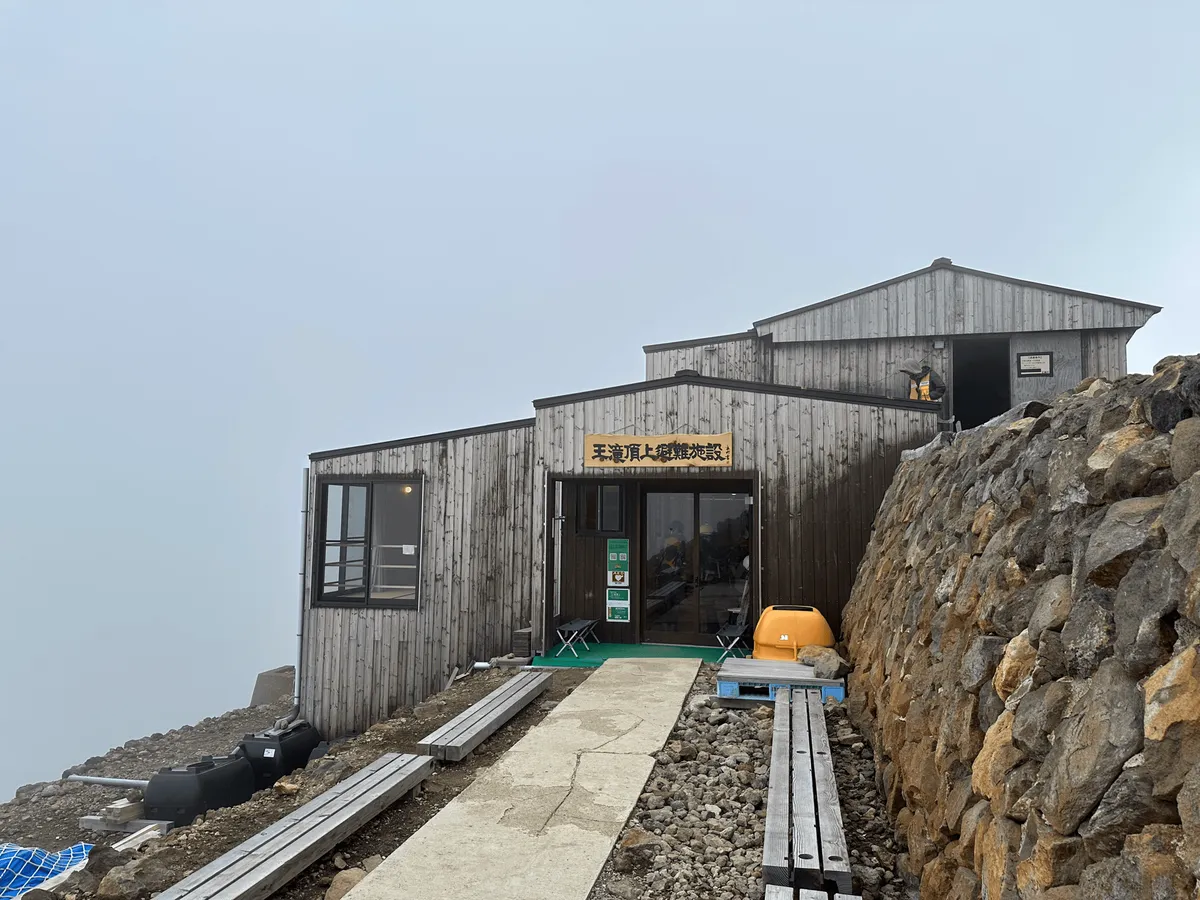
[952,337,1012,429]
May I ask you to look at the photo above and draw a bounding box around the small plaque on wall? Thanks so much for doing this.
[1017,353,1054,377]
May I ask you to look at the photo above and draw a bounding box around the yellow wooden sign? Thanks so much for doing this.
[584,433,733,468]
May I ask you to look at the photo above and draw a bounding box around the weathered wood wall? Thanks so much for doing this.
[1082,328,1133,380]
[757,266,1157,342]
[772,338,949,399]
[301,422,537,738]
[529,381,939,652]
[644,334,766,382]
[1009,331,1084,407]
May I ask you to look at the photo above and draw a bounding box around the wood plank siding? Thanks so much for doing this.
[771,338,949,400]
[755,264,1158,342]
[644,333,767,382]
[302,422,536,738]
[529,380,938,653]
[1009,331,1085,407]
[1082,328,1134,381]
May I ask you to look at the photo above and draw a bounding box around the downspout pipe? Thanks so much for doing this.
[66,775,150,790]
[275,466,310,730]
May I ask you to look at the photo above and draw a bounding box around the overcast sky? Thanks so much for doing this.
[1,2,1198,805]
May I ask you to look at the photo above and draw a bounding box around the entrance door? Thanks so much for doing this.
[643,489,752,645]
[952,337,1012,429]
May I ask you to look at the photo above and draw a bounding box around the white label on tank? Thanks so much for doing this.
[779,634,788,641]
[263,748,276,758]
[402,545,417,555]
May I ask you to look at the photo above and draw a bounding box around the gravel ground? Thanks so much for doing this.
[825,702,916,900]
[588,665,918,900]
[0,694,294,851]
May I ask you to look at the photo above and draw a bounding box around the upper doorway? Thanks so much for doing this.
[642,487,753,645]
[952,337,1012,429]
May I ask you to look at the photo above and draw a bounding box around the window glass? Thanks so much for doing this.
[370,482,422,605]
[600,485,622,532]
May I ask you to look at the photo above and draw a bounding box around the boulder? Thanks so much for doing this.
[978,814,1021,900]
[1162,472,1200,575]
[1177,764,1200,878]
[794,645,850,679]
[992,631,1036,700]
[970,710,1025,804]
[1060,593,1115,679]
[1077,826,1195,900]
[325,868,366,900]
[1086,424,1155,476]
[1171,417,1200,483]
[1017,827,1088,892]
[1031,629,1067,686]
[960,635,1007,694]
[1040,659,1144,835]
[1104,433,1173,499]
[1027,575,1073,643]
[1113,550,1186,677]
[1011,680,1071,761]
[1142,641,1200,798]
[1080,496,1167,588]
[1079,755,1181,860]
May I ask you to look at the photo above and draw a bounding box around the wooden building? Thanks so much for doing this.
[645,257,1160,428]
[299,259,1159,736]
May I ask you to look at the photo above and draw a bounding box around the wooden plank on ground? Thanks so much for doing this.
[198,755,433,900]
[762,688,791,888]
[790,682,822,892]
[79,816,174,834]
[719,659,818,680]
[436,673,550,762]
[807,689,853,895]
[102,799,144,824]
[763,886,794,900]
[415,672,535,751]
[154,753,402,900]
[418,671,551,762]
[112,822,169,851]
[160,754,433,900]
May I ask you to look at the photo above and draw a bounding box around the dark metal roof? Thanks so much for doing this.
[532,372,938,413]
[753,259,1162,327]
[642,330,757,353]
[309,417,535,461]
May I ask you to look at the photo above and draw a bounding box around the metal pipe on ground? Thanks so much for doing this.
[66,775,151,789]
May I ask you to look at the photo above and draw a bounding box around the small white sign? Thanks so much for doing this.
[263,748,276,758]
[401,544,417,555]
[607,570,628,587]
[1017,353,1054,377]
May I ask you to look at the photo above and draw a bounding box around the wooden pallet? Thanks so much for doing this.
[716,659,844,703]
[417,671,551,762]
[155,752,432,900]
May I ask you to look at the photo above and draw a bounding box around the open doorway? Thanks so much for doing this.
[952,337,1012,429]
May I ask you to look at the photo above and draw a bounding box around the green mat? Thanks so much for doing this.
[532,642,728,668]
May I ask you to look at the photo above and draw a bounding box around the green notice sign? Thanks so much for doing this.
[606,587,631,623]
[607,538,629,572]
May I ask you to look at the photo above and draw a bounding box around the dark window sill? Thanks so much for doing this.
[312,601,419,611]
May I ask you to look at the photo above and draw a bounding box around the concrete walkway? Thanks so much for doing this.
[349,657,699,900]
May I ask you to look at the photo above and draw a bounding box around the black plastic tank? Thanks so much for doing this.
[144,755,256,826]
[239,721,322,790]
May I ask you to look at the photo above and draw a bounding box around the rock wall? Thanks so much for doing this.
[843,355,1200,900]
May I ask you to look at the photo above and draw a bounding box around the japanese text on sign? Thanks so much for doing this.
[584,433,733,468]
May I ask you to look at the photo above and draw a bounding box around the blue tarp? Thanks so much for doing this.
[0,843,92,900]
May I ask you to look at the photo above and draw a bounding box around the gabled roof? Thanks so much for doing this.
[752,258,1161,343]
[309,417,535,461]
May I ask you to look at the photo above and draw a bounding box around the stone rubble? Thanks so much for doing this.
[843,355,1200,899]
[590,666,914,900]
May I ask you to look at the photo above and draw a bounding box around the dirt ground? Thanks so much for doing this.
[0,695,294,851]
[43,666,591,900]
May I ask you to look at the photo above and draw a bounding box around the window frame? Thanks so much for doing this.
[576,482,625,536]
[313,475,424,610]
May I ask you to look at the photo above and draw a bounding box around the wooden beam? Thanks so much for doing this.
[102,799,144,824]
[790,684,822,891]
[762,688,791,888]
[417,671,550,762]
[807,689,853,895]
[112,822,170,852]
[155,753,432,900]
[79,816,174,834]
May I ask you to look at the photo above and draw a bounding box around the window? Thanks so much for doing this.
[316,479,423,608]
[577,483,623,534]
